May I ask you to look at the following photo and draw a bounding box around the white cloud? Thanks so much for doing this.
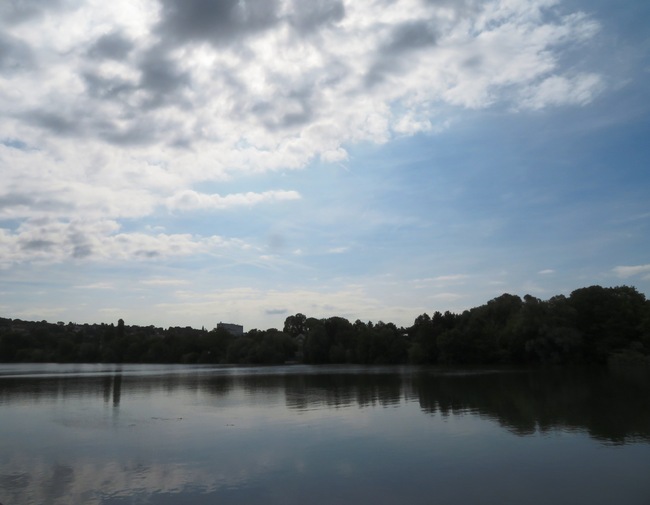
[140,278,190,286]
[412,275,469,288]
[166,189,301,211]
[0,219,251,268]
[153,284,416,329]
[613,264,650,280]
[433,274,469,283]
[538,269,555,275]
[327,246,350,254]
[12,306,69,321]
[0,0,605,269]
[320,147,349,163]
[74,282,116,290]
[519,73,604,110]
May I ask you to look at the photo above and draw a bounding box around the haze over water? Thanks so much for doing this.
[1,364,649,505]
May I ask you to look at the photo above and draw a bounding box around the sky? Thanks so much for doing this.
[1,0,649,331]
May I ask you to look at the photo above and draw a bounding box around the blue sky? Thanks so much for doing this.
[1,0,649,330]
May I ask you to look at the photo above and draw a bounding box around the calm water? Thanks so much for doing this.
[1,364,649,505]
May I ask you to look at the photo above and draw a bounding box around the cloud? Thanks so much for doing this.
[613,264,650,280]
[365,20,439,86]
[288,0,345,33]
[386,21,438,54]
[23,110,81,136]
[431,292,463,302]
[74,282,116,290]
[166,190,301,211]
[0,180,158,221]
[0,0,606,270]
[413,275,469,287]
[155,0,281,46]
[412,274,470,290]
[538,269,555,275]
[0,219,250,268]
[433,274,468,283]
[140,278,190,286]
[0,0,68,25]
[0,138,31,150]
[11,306,68,321]
[265,308,288,315]
[0,32,34,73]
[137,47,192,108]
[519,73,604,110]
[0,192,73,216]
[152,284,417,328]
[87,31,134,61]
[4,0,603,151]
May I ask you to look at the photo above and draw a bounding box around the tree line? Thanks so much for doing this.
[1,285,649,366]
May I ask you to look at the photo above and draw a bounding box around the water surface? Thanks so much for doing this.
[1,364,649,504]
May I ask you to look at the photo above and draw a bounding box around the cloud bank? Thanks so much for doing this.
[1,0,604,267]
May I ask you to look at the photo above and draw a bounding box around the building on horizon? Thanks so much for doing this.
[216,322,244,337]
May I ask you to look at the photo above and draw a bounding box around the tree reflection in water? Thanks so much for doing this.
[1,364,649,505]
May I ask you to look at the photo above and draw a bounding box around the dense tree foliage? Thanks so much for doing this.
[1,285,649,365]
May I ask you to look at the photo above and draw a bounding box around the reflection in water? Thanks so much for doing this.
[1,364,649,505]
[1,365,649,441]
[100,372,123,408]
[112,372,122,407]
[412,367,650,443]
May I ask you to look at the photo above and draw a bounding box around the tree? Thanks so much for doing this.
[569,286,646,363]
[283,313,307,338]
[304,324,330,363]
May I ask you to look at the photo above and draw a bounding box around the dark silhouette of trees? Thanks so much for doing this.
[1,285,649,366]
[283,313,307,338]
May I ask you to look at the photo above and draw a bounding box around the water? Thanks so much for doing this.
[1,364,649,505]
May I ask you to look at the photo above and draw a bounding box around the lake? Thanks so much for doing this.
[1,364,649,505]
